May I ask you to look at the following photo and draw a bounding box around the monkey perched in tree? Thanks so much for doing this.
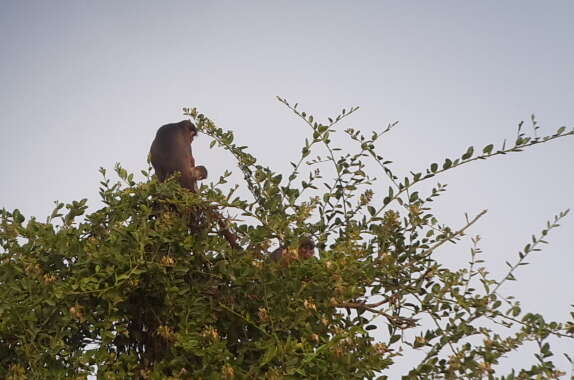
[150,120,207,192]
[150,120,241,250]
[270,237,315,264]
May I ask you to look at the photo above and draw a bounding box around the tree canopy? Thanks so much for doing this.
[1,100,573,379]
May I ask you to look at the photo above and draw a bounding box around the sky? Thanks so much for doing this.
[1,0,573,376]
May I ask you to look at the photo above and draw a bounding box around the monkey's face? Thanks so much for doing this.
[180,120,198,143]
[191,166,208,181]
[298,247,315,259]
[298,238,315,259]
[189,127,198,142]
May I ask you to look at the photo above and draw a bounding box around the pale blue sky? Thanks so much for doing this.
[1,0,573,375]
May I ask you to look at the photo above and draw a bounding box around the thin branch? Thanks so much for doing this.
[372,128,574,217]
[492,209,569,295]
[336,301,417,329]
[420,210,487,258]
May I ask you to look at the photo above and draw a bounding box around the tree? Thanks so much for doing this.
[1,100,573,379]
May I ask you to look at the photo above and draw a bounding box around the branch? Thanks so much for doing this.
[371,127,574,217]
[206,207,242,250]
[336,301,417,329]
[492,209,569,295]
[420,210,487,258]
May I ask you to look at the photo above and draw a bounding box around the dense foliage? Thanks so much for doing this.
[1,100,573,379]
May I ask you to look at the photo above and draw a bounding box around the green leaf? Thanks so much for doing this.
[461,146,474,160]
[482,144,494,154]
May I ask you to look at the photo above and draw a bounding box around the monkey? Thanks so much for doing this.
[150,120,207,192]
[150,120,241,250]
[269,237,315,264]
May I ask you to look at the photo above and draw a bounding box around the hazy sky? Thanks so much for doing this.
[1,1,573,375]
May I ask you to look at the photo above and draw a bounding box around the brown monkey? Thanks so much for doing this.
[150,120,207,192]
[270,237,315,264]
[150,120,241,250]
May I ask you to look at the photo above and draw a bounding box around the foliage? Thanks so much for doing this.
[1,100,574,379]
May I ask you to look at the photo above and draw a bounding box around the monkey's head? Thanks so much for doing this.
[297,237,315,259]
[180,120,199,142]
[191,165,208,181]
